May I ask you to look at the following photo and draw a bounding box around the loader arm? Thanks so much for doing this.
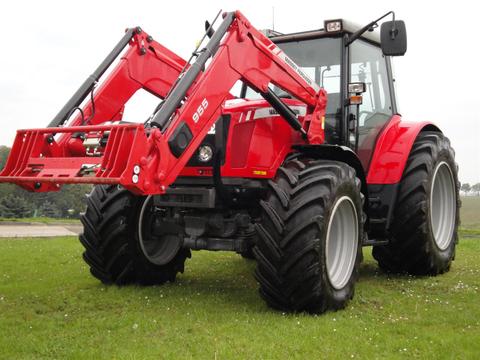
[0,27,192,192]
[0,11,327,195]
[54,27,192,145]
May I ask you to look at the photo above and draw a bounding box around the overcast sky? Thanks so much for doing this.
[0,0,478,183]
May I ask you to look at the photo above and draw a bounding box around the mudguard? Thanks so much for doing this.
[367,115,441,184]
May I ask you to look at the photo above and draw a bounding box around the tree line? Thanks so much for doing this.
[1,144,479,218]
[461,183,480,196]
[0,145,91,218]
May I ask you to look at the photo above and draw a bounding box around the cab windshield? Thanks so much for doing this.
[244,37,342,143]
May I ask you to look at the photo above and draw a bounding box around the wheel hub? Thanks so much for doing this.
[325,196,358,290]
[430,161,456,250]
[138,196,182,265]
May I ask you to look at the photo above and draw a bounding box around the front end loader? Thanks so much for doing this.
[0,10,460,313]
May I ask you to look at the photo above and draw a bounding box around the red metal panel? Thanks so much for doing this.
[224,99,299,177]
[367,115,440,184]
[179,98,305,179]
[229,121,255,168]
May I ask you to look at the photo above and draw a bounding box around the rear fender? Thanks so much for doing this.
[366,116,442,238]
[367,115,442,184]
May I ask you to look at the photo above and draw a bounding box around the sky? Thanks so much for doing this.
[0,0,478,183]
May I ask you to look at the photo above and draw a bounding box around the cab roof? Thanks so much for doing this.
[265,19,381,45]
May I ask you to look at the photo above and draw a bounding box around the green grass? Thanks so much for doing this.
[459,228,480,238]
[0,237,479,359]
[460,196,480,229]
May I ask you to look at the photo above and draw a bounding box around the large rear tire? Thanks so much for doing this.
[79,185,190,285]
[254,158,365,313]
[372,132,460,275]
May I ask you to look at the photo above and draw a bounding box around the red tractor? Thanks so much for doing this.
[0,10,460,313]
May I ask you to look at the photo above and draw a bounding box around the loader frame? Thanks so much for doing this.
[0,11,327,195]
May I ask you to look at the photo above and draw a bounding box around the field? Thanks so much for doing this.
[0,197,479,359]
[460,196,480,229]
[0,237,478,359]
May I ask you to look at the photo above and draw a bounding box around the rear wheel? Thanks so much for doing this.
[79,185,190,285]
[372,132,460,275]
[254,158,365,313]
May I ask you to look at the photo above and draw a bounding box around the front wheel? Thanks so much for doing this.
[254,158,365,313]
[373,131,460,275]
[79,185,190,285]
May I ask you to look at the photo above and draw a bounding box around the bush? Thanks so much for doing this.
[38,200,62,218]
[0,194,32,218]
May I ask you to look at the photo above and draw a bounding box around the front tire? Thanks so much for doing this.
[79,185,190,285]
[254,158,365,313]
[372,131,460,275]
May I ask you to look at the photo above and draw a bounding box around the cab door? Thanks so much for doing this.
[348,39,395,170]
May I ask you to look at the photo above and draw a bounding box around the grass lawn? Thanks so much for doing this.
[460,196,480,229]
[0,236,479,359]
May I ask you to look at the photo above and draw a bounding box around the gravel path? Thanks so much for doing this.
[0,223,82,238]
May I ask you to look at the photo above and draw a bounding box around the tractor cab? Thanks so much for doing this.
[238,15,407,170]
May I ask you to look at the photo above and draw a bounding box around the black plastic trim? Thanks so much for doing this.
[186,114,230,167]
[367,183,399,238]
[153,187,216,208]
[168,121,193,158]
[173,176,266,188]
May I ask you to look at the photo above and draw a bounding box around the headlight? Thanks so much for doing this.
[348,82,366,94]
[324,19,343,33]
[198,144,213,162]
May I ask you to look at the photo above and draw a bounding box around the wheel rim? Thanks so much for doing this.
[430,162,456,250]
[138,195,182,265]
[325,196,359,290]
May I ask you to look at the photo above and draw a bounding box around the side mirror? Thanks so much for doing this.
[381,20,407,56]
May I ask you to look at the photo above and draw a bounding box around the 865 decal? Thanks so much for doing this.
[192,98,209,123]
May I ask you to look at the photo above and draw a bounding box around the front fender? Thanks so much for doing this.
[367,115,441,184]
[293,144,369,219]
